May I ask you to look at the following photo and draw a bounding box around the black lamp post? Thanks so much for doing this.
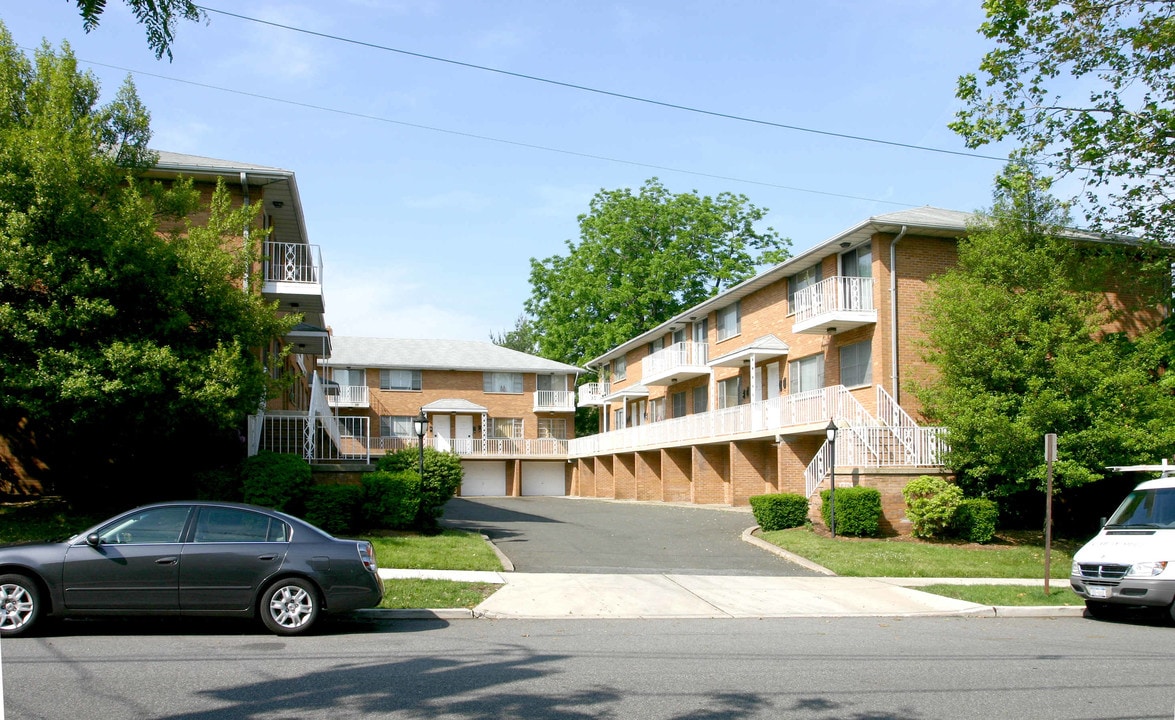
[825,418,838,538]
[412,409,428,482]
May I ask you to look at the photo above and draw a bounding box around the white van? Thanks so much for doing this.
[1070,472,1175,620]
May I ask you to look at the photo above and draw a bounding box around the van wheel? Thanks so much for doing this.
[1084,600,1116,620]
[0,573,41,637]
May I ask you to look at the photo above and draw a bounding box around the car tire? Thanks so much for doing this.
[260,578,320,636]
[0,573,41,637]
[1084,600,1116,620]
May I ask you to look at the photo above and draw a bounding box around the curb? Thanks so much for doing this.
[741,526,837,575]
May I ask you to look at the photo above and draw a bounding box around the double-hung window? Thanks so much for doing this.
[380,369,421,391]
[716,302,740,341]
[537,418,567,439]
[789,355,825,394]
[380,415,413,437]
[718,377,741,409]
[488,417,523,438]
[840,340,872,388]
[484,372,524,394]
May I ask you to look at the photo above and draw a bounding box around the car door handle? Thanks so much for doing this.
[257,554,278,561]
[155,557,179,565]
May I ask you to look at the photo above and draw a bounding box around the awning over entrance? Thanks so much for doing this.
[422,398,488,414]
[603,384,650,402]
[708,334,790,368]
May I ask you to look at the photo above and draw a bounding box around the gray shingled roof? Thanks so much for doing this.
[323,336,583,374]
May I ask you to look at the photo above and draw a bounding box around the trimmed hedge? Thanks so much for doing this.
[241,451,313,514]
[951,498,999,543]
[376,447,464,531]
[819,486,882,537]
[902,475,963,539]
[749,493,809,531]
[360,470,421,529]
[304,483,362,535]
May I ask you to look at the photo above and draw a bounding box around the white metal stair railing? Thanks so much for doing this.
[307,372,370,462]
[875,385,950,466]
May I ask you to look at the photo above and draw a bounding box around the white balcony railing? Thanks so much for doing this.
[326,384,369,408]
[578,382,611,406]
[641,341,709,380]
[534,390,576,411]
[792,276,874,324]
[370,436,570,458]
[263,241,321,285]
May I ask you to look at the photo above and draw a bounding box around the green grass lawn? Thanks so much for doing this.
[917,583,1083,606]
[378,578,501,609]
[365,529,503,572]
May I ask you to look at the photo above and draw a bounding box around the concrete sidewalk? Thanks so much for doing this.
[375,568,1085,620]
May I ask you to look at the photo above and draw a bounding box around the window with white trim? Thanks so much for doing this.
[840,340,872,388]
[537,418,567,439]
[692,385,708,414]
[671,390,687,418]
[841,245,872,278]
[650,397,666,423]
[488,417,523,438]
[716,302,740,341]
[718,377,741,409]
[380,415,413,437]
[788,265,822,313]
[380,369,421,391]
[483,372,524,394]
[789,354,825,394]
[613,355,627,381]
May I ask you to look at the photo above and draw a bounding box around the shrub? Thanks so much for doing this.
[749,493,809,531]
[376,447,464,531]
[241,451,314,514]
[819,486,882,537]
[360,470,421,529]
[951,498,999,543]
[192,467,242,501]
[304,484,362,535]
[903,475,963,539]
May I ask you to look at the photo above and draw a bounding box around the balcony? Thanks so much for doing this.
[792,276,875,334]
[641,341,710,386]
[262,241,324,317]
[325,384,369,408]
[372,435,569,458]
[578,382,610,406]
[534,390,576,413]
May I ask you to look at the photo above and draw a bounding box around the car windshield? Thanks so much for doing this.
[1107,487,1175,528]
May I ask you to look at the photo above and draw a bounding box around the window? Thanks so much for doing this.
[788,265,822,312]
[789,354,825,394]
[537,418,567,439]
[716,302,740,341]
[332,368,365,386]
[672,328,686,345]
[650,397,666,423]
[613,408,625,430]
[648,337,664,355]
[536,374,566,392]
[841,245,872,278]
[693,385,708,414]
[380,369,421,391]
[693,318,709,345]
[97,506,192,545]
[613,355,627,381]
[671,390,687,418]
[483,372,524,394]
[718,377,741,409]
[488,417,523,438]
[380,415,413,437]
[337,416,364,438]
[193,507,289,543]
[840,340,872,387]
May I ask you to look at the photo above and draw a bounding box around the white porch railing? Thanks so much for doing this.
[578,382,610,405]
[792,276,874,324]
[371,436,569,457]
[534,390,576,411]
[642,341,709,377]
[327,384,369,408]
[263,241,321,285]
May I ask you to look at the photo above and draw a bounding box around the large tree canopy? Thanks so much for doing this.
[525,178,789,369]
[72,0,204,60]
[952,0,1175,243]
[0,27,293,494]
[914,166,1175,502]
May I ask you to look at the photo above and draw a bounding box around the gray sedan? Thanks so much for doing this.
[0,501,384,636]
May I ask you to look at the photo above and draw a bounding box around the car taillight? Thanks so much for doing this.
[357,541,378,572]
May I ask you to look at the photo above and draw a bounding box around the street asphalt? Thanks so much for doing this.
[368,495,1086,621]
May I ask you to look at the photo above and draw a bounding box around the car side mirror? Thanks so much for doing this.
[86,533,101,547]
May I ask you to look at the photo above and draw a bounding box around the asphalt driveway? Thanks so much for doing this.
[441,496,821,576]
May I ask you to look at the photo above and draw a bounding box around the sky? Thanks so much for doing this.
[5,1,1021,342]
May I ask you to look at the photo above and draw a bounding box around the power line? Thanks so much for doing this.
[73,56,924,209]
[196,4,1010,165]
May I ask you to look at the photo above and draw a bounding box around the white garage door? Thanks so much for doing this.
[461,461,507,497]
[521,461,566,496]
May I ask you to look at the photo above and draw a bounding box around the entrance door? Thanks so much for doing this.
[454,415,474,454]
[433,414,451,452]
[766,362,781,427]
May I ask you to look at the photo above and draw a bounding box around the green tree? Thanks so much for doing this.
[0,28,294,497]
[525,178,789,368]
[914,165,1175,503]
[72,0,204,60]
[952,0,1175,243]
[490,313,541,355]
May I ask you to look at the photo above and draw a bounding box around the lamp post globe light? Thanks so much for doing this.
[413,409,428,483]
[825,418,838,538]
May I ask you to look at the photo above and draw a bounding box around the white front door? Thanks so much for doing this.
[454,415,474,454]
[433,414,451,452]
[766,362,781,427]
